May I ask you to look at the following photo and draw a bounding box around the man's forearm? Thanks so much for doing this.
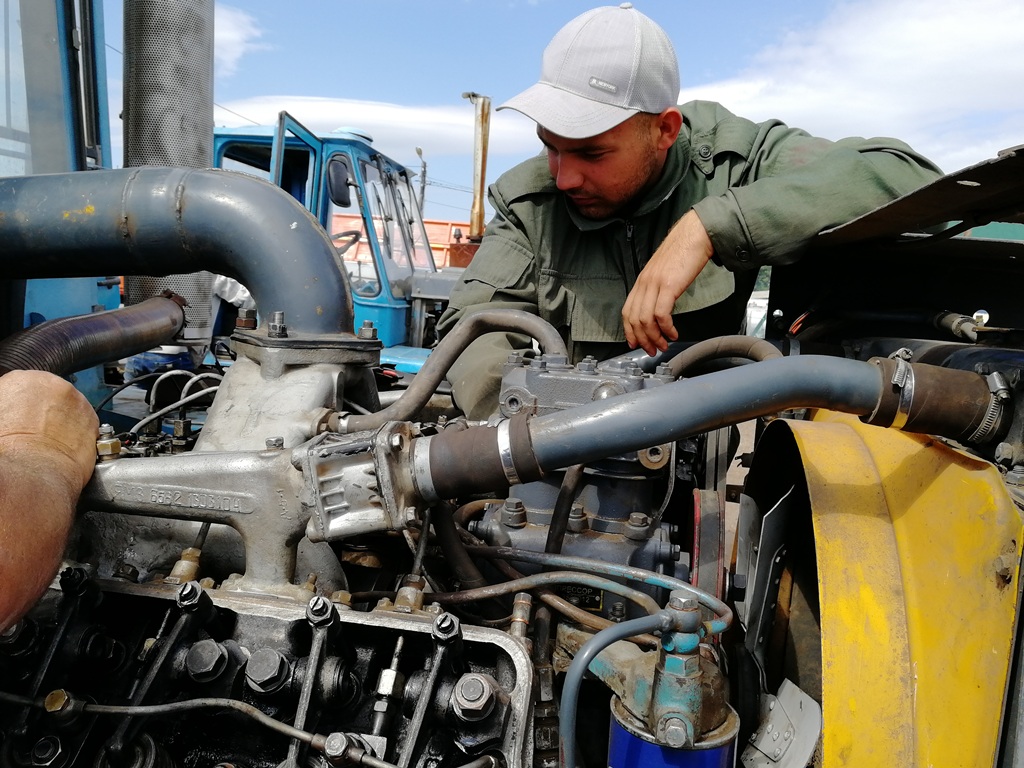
[0,445,81,631]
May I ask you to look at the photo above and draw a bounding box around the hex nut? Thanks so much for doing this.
[452,672,496,722]
[30,736,63,767]
[375,668,404,698]
[96,435,122,460]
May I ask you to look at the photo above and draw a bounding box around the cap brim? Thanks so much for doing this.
[497,82,638,140]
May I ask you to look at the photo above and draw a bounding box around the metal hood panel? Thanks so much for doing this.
[816,144,1024,246]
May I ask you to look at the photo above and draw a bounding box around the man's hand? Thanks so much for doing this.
[0,370,99,488]
[622,210,714,356]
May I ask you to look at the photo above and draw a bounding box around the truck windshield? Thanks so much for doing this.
[393,170,436,272]
[363,159,415,299]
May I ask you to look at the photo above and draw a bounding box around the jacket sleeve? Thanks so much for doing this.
[437,184,541,420]
[691,120,944,270]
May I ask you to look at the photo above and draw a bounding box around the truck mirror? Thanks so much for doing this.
[327,157,352,208]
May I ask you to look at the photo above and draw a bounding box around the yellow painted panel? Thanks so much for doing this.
[788,412,1023,767]
[784,419,914,765]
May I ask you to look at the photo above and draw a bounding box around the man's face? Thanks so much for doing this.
[538,113,670,220]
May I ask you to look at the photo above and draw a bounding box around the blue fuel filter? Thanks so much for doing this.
[607,699,739,768]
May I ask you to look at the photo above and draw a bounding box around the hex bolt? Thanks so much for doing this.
[567,502,588,533]
[235,307,258,330]
[267,310,288,338]
[452,672,496,722]
[306,594,335,626]
[357,320,378,340]
[389,433,405,451]
[628,512,650,527]
[113,562,139,583]
[323,732,351,761]
[663,718,690,749]
[245,647,290,694]
[175,581,202,609]
[265,436,284,450]
[432,612,461,642]
[186,639,229,683]
[502,498,528,529]
[667,591,699,612]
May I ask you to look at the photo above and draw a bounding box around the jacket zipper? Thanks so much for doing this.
[625,220,640,282]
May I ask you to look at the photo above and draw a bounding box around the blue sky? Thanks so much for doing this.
[101,0,1024,222]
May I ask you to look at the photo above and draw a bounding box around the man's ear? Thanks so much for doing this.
[655,107,683,150]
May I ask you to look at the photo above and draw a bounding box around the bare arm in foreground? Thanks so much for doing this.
[0,370,98,631]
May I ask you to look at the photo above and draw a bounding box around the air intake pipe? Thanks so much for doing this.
[0,167,354,337]
[414,355,1012,500]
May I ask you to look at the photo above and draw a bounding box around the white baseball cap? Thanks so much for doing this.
[498,3,680,139]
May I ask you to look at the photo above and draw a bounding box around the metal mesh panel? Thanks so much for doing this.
[123,0,215,346]
[125,272,215,344]
[123,0,214,168]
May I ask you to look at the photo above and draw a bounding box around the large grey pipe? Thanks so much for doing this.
[0,168,354,336]
[419,355,1005,500]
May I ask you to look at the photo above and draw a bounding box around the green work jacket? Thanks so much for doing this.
[438,100,942,418]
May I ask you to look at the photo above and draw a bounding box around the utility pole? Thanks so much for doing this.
[461,92,491,242]
[414,146,427,213]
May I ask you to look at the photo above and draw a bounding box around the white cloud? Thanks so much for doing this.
[681,0,1024,174]
[215,5,270,78]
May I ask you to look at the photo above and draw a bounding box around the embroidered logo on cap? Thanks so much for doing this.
[588,76,618,95]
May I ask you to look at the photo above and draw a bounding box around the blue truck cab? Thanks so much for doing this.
[214,113,463,372]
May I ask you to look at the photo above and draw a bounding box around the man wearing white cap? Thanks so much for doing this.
[438,3,942,419]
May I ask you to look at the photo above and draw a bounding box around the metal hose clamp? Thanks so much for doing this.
[889,356,915,430]
[968,371,1011,444]
[496,420,522,486]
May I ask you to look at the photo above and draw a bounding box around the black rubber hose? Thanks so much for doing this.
[666,334,782,378]
[431,502,489,591]
[543,464,585,555]
[341,309,568,432]
[0,296,185,377]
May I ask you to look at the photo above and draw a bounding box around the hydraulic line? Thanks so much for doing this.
[0,689,407,768]
[430,570,662,616]
[0,690,317,746]
[340,309,569,433]
[468,545,732,634]
[457,525,659,647]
